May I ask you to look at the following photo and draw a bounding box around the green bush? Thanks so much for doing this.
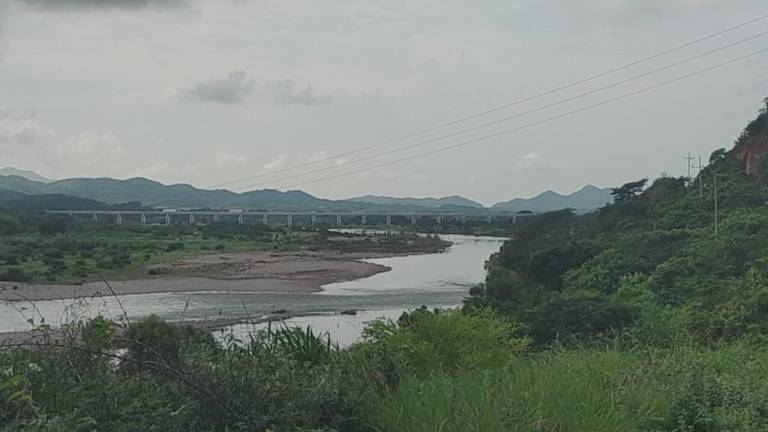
[360,308,528,377]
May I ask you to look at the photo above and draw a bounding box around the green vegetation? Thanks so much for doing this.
[0,220,284,283]
[3,100,768,430]
[465,101,768,349]
[0,219,446,284]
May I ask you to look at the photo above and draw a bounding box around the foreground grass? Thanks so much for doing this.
[3,311,768,431]
[371,344,768,432]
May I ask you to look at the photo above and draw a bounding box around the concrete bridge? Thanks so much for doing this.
[46,210,526,227]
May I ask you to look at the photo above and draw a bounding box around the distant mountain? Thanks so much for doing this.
[0,193,110,211]
[0,174,614,213]
[0,188,27,203]
[492,185,613,212]
[0,167,53,183]
[0,175,374,210]
[348,195,484,209]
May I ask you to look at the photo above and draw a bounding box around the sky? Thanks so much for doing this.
[1,0,767,205]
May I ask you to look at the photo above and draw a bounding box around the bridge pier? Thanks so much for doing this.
[311,213,318,227]
[165,214,171,226]
[436,216,442,225]
[410,214,416,225]
[386,215,392,226]
[116,214,123,225]
[238,214,244,225]
[361,214,367,226]
[337,215,342,227]
[189,214,196,225]
[92,214,99,222]
[263,214,268,226]
[461,215,467,224]
[287,214,293,227]
[141,213,147,224]
[486,214,493,224]
[213,214,220,223]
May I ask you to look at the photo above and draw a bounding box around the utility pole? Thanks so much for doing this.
[714,173,719,237]
[685,152,695,185]
[692,155,704,199]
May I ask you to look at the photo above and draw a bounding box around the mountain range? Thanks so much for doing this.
[0,167,54,184]
[492,185,613,212]
[348,195,484,209]
[0,168,614,213]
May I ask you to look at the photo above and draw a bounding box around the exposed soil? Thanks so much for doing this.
[0,251,394,302]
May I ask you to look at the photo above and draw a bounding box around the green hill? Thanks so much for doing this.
[0,194,110,211]
[468,98,768,347]
[0,176,361,210]
[349,195,484,209]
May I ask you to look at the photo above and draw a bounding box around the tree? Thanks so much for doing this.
[709,148,727,164]
[611,179,648,202]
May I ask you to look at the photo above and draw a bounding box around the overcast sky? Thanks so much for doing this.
[1,0,767,204]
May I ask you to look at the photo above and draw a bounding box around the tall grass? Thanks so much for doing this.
[370,343,768,432]
[371,349,670,432]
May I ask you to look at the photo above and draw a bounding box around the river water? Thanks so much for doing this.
[0,234,505,344]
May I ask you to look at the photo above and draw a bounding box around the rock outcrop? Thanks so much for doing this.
[736,132,768,176]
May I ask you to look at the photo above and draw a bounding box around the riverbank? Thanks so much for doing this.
[0,250,400,302]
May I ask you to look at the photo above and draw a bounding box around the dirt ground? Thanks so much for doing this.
[0,251,392,302]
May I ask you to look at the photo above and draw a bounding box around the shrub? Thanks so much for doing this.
[0,268,32,283]
[360,308,529,378]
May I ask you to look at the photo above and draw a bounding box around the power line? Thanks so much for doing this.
[271,47,768,191]
[209,12,768,189]
[233,31,768,190]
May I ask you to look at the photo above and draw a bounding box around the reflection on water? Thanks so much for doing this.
[0,234,506,342]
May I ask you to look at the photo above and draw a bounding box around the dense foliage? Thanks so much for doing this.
[466,100,768,348]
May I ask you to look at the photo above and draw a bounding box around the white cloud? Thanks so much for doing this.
[512,152,548,171]
[263,154,288,170]
[266,80,334,106]
[0,109,54,146]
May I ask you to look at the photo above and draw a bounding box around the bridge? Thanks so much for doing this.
[46,210,528,227]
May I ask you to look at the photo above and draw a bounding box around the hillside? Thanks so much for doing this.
[469,98,768,347]
[0,194,109,211]
[0,175,483,213]
[0,172,613,213]
[0,176,367,210]
[0,167,53,183]
[492,184,613,212]
[349,195,483,209]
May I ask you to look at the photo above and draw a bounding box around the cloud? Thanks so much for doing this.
[177,70,255,104]
[263,154,288,171]
[511,152,572,172]
[266,80,334,107]
[16,0,185,10]
[130,148,250,183]
[0,109,54,146]
[262,150,328,171]
[512,152,550,172]
[0,108,130,177]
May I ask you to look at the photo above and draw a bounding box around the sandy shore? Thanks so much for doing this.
[0,251,393,302]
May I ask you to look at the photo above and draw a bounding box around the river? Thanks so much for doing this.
[0,234,505,345]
